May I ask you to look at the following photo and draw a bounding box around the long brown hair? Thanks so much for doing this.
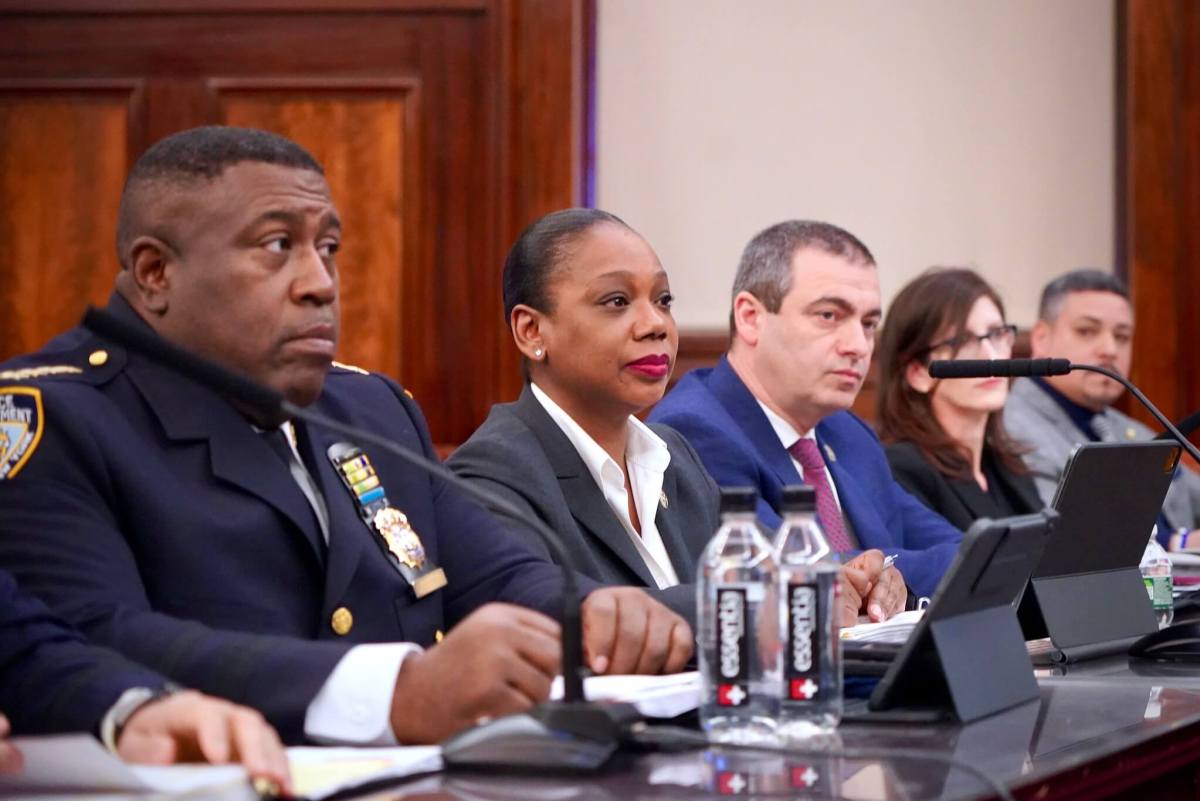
[876,267,1027,481]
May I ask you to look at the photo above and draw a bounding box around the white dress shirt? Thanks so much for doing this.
[530,383,680,589]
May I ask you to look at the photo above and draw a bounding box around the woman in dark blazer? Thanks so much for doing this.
[876,268,1042,531]
[450,209,905,625]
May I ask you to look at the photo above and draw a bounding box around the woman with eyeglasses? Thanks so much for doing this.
[876,268,1042,531]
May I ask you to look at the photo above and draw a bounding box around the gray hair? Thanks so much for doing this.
[1038,269,1129,322]
[731,220,875,315]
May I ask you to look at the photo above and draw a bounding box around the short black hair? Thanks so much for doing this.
[502,207,631,321]
[116,126,324,265]
[1038,269,1129,322]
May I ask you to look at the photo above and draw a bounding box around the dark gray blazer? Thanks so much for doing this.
[448,385,721,622]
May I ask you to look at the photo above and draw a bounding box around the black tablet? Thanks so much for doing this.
[1017,440,1179,658]
[848,510,1056,723]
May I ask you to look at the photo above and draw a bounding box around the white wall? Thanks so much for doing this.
[595,0,1115,329]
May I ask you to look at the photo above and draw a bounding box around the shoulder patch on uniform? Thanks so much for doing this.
[0,365,82,381]
[331,360,369,375]
[0,386,44,479]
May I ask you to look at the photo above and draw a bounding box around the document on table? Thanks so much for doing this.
[839,609,925,643]
[550,671,701,718]
[0,734,251,798]
[0,733,441,800]
[288,745,441,800]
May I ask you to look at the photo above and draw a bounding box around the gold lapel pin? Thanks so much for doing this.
[659,490,669,509]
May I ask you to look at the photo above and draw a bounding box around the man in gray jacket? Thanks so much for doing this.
[1005,269,1200,543]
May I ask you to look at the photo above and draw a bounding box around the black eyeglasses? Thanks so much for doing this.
[921,323,1018,362]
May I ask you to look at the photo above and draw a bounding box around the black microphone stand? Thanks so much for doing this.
[1066,363,1200,466]
[1158,409,1200,444]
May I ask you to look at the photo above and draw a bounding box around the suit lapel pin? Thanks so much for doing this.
[659,490,669,509]
[823,443,837,463]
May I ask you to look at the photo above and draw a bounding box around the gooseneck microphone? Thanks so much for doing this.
[82,306,636,772]
[928,358,1200,465]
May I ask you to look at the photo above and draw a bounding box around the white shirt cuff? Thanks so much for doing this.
[303,643,423,745]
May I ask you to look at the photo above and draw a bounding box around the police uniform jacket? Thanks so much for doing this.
[0,568,165,735]
[0,295,584,743]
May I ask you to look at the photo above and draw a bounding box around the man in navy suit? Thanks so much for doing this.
[649,220,961,597]
[0,126,690,747]
[0,569,291,787]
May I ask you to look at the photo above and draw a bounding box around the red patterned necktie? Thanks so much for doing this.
[787,438,853,552]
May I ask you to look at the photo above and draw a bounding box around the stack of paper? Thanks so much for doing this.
[551,671,701,718]
[839,609,925,643]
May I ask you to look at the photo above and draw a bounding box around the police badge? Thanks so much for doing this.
[327,441,447,598]
[0,387,44,480]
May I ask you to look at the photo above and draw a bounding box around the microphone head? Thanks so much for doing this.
[927,358,1071,379]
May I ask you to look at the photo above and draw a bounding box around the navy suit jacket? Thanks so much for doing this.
[0,569,164,735]
[647,357,962,597]
[0,296,585,743]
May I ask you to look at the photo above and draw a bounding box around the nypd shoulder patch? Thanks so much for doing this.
[0,386,44,480]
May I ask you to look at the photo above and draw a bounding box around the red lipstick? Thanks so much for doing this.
[626,354,671,379]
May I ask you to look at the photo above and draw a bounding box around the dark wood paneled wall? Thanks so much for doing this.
[4,2,1196,449]
[1120,0,1200,434]
[0,0,585,446]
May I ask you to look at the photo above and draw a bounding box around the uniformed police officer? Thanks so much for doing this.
[0,126,691,746]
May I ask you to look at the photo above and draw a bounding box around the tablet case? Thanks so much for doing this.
[1017,440,1180,662]
[862,510,1057,722]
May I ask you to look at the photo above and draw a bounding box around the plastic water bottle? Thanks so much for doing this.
[1141,538,1174,628]
[698,487,781,744]
[773,485,842,738]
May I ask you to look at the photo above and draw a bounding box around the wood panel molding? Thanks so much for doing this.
[1120,0,1200,430]
[0,1,587,448]
[0,86,141,357]
[218,83,420,385]
[0,1,487,13]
